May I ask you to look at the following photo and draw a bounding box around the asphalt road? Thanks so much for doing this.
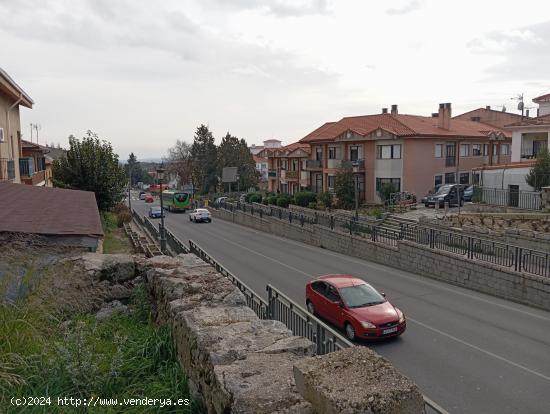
[132,200,550,414]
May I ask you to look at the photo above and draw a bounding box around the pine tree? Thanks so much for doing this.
[190,125,218,194]
[526,148,550,190]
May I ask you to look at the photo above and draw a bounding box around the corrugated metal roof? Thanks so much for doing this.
[0,182,103,237]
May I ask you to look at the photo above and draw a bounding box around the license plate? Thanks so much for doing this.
[383,327,398,335]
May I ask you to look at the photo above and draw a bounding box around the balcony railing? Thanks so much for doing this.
[305,159,323,169]
[521,146,547,159]
[285,170,299,180]
[0,158,16,181]
[445,156,456,167]
[19,157,35,177]
[341,159,365,170]
[268,170,277,178]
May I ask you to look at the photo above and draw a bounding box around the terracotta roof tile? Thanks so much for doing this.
[0,182,103,237]
[533,93,550,103]
[505,113,550,127]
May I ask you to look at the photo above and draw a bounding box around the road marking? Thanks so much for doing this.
[408,317,550,382]
[214,215,550,322]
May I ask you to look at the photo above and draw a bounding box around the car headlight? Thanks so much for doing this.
[360,321,376,329]
[397,309,405,324]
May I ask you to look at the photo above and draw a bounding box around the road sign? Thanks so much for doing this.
[222,167,238,183]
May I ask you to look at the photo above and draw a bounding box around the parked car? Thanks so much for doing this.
[420,185,442,205]
[423,184,464,208]
[189,208,212,223]
[139,191,146,200]
[148,206,164,218]
[463,185,474,202]
[305,275,406,341]
[144,195,154,203]
[215,196,228,205]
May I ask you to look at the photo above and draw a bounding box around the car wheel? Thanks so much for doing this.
[345,322,356,341]
[306,300,315,315]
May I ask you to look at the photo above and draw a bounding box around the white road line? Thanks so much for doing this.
[215,215,550,322]
[408,317,550,382]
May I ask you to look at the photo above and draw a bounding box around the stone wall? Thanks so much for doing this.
[211,209,550,311]
[140,254,425,413]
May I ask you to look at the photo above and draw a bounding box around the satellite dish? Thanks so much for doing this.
[517,101,524,111]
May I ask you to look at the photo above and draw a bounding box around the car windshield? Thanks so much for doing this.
[151,207,161,212]
[175,193,188,202]
[435,185,453,195]
[339,284,386,308]
[197,209,208,213]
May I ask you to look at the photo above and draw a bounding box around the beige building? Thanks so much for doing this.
[0,68,34,183]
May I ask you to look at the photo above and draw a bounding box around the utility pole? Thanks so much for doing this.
[157,164,167,254]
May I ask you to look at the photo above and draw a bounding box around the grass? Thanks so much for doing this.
[0,284,203,413]
[101,212,134,254]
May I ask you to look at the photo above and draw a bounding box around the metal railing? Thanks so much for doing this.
[218,201,550,279]
[475,187,542,210]
[0,158,16,181]
[165,228,189,254]
[143,216,160,239]
[188,240,269,319]
[187,237,447,414]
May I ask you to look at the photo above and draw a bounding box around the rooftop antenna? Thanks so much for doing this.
[511,93,524,118]
[30,123,41,144]
[495,104,507,112]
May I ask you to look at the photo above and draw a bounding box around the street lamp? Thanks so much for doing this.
[157,164,167,253]
[352,161,359,219]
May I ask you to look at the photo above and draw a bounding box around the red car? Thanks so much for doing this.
[144,195,154,203]
[305,275,406,341]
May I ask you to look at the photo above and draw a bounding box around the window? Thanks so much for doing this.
[291,159,299,171]
[281,159,288,170]
[349,146,359,161]
[315,174,322,192]
[445,172,455,184]
[312,282,326,295]
[493,145,498,156]
[376,177,401,192]
[315,147,322,161]
[328,175,335,189]
[472,144,481,156]
[281,183,288,193]
[435,144,443,158]
[459,172,469,184]
[434,175,443,187]
[325,285,341,302]
[483,144,489,156]
[376,144,401,159]
[0,128,4,142]
[501,144,510,155]
[472,172,480,185]
[460,144,470,157]
[328,147,337,159]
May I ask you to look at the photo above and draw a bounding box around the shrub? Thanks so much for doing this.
[116,210,132,227]
[267,195,278,205]
[112,203,129,215]
[318,192,333,209]
[276,195,291,207]
[294,191,317,207]
[248,194,262,203]
[308,202,317,210]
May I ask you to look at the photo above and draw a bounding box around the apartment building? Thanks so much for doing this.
[453,105,525,128]
[0,68,34,183]
[298,103,511,203]
[259,142,311,194]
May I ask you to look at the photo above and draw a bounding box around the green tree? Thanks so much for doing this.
[526,147,550,190]
[190,125,218,194]
[52,131,126,211]
[335,166,355,209]
[216,133,259,192]
[124,152,153,186]
[378,183,398,203]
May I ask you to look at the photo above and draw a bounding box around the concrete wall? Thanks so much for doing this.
[211,209,550,311]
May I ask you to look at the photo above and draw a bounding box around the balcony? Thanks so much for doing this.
[21,169,46,186]
[305,159,323,170]
[268,169,277,179]
[285,170,299,180]
[341,159,365,170]
[0,159,16,181]
[445,156,456,167]
[521,146,547,160]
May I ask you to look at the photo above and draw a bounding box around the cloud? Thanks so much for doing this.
[203,0,330,17]
[468,20,550,80]
[386,0,421,15]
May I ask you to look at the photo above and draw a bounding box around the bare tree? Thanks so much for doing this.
[166,139,193,189]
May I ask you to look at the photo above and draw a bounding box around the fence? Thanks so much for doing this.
[218,201,550,279]
[187,238,448,414]
[476,187,542,210]
[166,228,189,254]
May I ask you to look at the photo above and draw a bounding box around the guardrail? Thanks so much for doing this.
[143,216,160,239]
[165,228,189,254]
[188,240,268,319]
[217,201,550,279]
[187,238,448,414]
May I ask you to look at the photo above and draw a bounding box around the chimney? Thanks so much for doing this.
[391,104,398,115]
[437,103,451,130]
[486,105,491,110]
[382,108,388,114]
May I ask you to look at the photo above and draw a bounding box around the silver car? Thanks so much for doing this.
[189,208,212,223]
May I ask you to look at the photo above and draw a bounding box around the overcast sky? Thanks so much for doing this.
[2,0,550,159]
